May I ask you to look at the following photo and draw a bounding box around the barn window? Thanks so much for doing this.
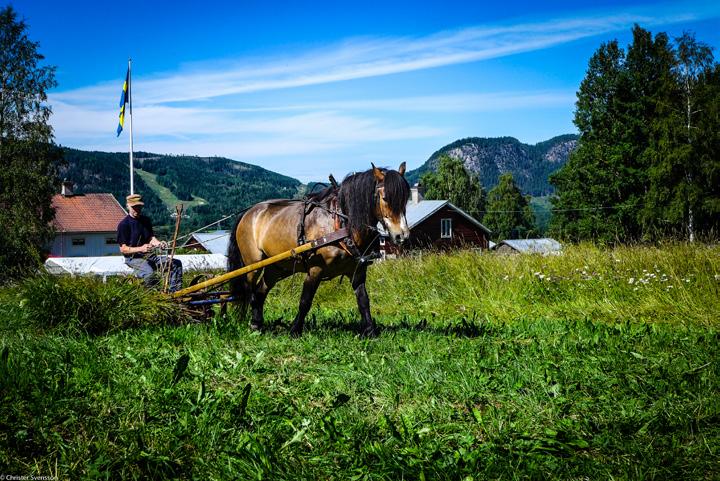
[441,218,452,238]
[106,237,118,245]
[72,238,86,246]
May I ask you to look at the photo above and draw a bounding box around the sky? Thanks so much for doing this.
[8,0,720,182]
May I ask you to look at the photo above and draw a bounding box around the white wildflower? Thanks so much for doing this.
[628,278,635,285]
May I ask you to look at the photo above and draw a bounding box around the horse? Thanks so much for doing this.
[227,163,410,337]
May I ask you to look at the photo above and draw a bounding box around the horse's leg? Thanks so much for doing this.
[248,268,279,331]
[289,268,322,338]
[352,265,378,338]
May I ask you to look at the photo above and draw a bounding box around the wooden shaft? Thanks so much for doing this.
[171,240,317,299]
[164,204,183,292]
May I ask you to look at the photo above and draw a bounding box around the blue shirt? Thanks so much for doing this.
[116,214,154,258]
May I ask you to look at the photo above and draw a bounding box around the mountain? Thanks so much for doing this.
[406,134,578,196]
[57,148,303,236]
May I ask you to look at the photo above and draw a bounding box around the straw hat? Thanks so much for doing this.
[126,194,144,206]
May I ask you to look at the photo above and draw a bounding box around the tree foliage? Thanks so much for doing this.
[483,173,536,241]
[420,154,485,220]
[0,6,59,280]
[551,25,720,242]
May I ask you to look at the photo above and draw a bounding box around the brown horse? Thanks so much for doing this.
[227,163,410,337]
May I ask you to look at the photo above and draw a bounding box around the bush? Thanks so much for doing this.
[0,275,188,334]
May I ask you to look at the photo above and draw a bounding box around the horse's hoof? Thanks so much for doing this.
[359,326,379,338]
[289,325,303,338]
[249,322,264,332]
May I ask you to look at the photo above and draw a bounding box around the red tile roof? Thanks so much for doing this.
[52,194,127,233]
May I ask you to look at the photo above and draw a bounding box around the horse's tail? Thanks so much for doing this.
[227,214,251,321]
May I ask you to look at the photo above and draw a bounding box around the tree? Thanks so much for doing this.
[0,6,60,280]
[483,173,536,241]
[643,33,718,240]
[550,26,695,243]
[420,154,485,220]
[550,39,628,242]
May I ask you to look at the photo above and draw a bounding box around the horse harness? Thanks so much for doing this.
[295,183,383,264]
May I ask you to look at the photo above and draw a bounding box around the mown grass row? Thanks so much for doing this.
[0,243,718,479]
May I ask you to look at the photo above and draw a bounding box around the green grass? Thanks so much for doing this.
[0,244,718,479]
[135,168,207,210]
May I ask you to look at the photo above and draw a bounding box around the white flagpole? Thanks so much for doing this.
[128,58,134,195]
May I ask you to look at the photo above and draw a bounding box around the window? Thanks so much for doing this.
[105,237,118,245]
[441,218,452,238]
[379,237,386,246]
[72,238,85,246]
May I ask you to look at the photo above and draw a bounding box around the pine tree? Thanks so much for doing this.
[420,154,485,220]
[644,33,718,240]
[0,6,60,280]
[483,173,536,241]
[550,39,627,242]
[550,26,682,243]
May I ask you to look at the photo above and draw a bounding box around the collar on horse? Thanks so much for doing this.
[296,179,383,261]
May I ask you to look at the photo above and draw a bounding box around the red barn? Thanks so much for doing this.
[381,187,491,257]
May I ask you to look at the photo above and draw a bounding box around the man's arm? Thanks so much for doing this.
[120,243,152,256]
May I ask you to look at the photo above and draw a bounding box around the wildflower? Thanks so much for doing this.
[715,274,720,281]
[628,278,635,285]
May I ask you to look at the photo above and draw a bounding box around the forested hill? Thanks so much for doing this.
[406,134,578,196]
[57,148,303,236]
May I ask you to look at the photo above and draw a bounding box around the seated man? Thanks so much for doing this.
[117,194,183,292]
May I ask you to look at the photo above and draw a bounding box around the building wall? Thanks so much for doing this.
[384,206,489,255]
[51,231,121,257]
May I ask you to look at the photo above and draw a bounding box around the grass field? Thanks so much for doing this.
[0,244,718,479]
[135,169,208,211]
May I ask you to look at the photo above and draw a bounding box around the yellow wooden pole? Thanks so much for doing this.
[171,240,317,300]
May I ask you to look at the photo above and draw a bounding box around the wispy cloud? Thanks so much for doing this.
[53,6,706,107]
[48,2,718,178]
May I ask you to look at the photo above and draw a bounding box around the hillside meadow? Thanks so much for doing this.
[0,243,718,479]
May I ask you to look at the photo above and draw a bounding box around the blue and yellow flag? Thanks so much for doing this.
[116,68,130,136]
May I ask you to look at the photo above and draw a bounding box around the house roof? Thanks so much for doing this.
[405,200,491,233]
[183,231,230,255]
[495,238,562,254]
[52,194,127,233]
[377,199,490,235]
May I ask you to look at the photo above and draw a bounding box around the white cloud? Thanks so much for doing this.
[48,3,716,179]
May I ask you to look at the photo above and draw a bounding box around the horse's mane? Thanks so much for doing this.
[338,168,409,234]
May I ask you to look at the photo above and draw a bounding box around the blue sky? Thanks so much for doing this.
[9,0,720,181]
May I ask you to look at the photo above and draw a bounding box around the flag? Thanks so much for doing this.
[117,68,130,136]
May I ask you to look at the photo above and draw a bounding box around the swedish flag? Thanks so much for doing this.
[117,68,130,136]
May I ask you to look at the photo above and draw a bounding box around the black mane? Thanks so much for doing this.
[338,168,409,235]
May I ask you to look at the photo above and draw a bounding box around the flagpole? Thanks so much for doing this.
[128,58,134,195]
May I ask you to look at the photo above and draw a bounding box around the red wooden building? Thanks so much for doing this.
[381,187,491,256]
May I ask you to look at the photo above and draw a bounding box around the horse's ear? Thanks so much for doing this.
[398,162,406,176]
[372,163,385,182]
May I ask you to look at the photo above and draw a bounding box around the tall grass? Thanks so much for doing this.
[269,242,720,327]
[0,243,718,479]
[0,275,188,334]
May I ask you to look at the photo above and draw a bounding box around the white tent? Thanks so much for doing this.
[45,254,227,278]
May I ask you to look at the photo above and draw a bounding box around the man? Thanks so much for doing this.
[117,194,183,292]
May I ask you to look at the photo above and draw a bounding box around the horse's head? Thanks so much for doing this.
[372,162,410,244]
